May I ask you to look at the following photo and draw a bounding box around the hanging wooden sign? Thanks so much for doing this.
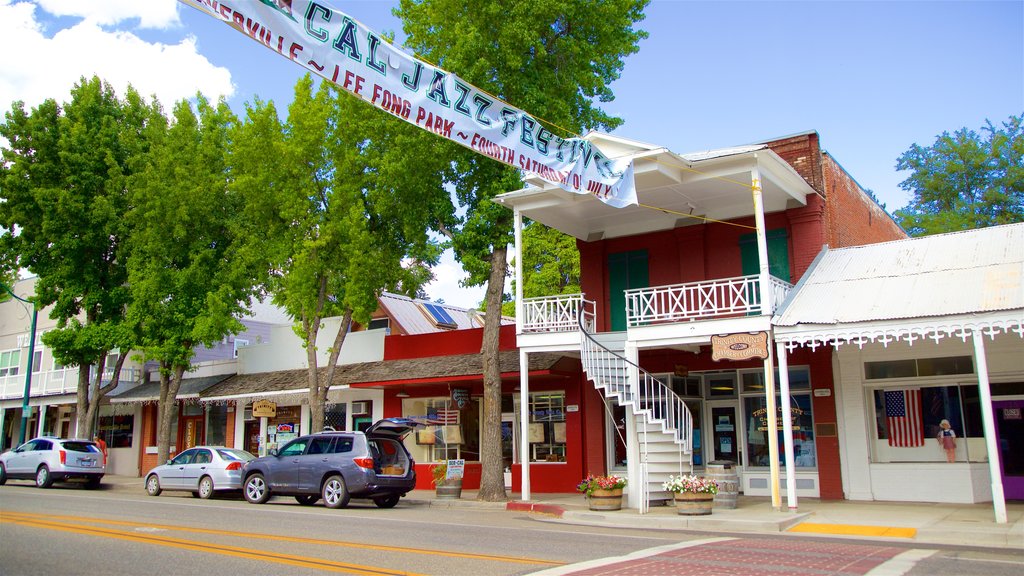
[711,332,769,361]
[252,399,277,418]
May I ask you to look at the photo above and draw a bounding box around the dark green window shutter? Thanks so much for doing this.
[739,229,790,282]
[608,250,649,331]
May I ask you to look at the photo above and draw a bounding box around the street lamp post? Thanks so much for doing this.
[1,282,38,448]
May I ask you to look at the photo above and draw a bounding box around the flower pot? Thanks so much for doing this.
[674,492,714,515]
[435,479,462,500]
[588,487,623,511]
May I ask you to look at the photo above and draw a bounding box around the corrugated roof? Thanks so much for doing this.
[775,223,1024,326]
[109,375,232,403]
[379,292,513,334]
[200,352,569,400]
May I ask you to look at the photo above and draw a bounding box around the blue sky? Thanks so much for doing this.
[3,0,1022,307]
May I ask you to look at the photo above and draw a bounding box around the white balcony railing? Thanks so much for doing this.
[625,274,793,327]
[0,367,140,400]
[521,294,595,333]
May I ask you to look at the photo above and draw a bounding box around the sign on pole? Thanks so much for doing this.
[180,0,637,208]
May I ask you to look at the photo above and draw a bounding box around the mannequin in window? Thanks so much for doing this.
[937,419,957,463]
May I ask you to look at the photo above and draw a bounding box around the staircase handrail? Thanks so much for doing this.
[577,314,693,452]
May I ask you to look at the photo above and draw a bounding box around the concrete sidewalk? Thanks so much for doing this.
[98,475,1023,551]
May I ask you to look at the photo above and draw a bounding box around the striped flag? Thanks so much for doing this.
[429,408,459,425]
[885,389,923,447]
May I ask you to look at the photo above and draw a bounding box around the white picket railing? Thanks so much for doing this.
[521,294,595,333]
[0,367,140,400]
[625,274,793,327]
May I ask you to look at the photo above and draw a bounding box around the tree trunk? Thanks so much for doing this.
[315,308,352,433]
[304,311,322,433]
[155,364,185,465]
[477,244,508,502]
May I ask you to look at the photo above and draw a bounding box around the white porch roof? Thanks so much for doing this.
[495,132,819,241]
[774,222,1024,349]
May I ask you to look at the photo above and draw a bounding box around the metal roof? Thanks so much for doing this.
[379,292,513,334]
[774,223,1024,327]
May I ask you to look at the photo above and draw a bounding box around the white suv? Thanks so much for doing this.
[0,437,105,489]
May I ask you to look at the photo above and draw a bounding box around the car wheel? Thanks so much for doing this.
[244,473,270,504]
[85,477,101,490]
[198,476,215,499]
[35,465,53,488]
[145,474,162,496]
[321,475,350,509]
[373,494,400,509]
[295,494,318,506]
[0,463,6,486]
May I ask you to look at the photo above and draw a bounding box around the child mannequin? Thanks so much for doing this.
[937,419,957,463]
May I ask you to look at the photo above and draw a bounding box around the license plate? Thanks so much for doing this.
[79,459,95,467]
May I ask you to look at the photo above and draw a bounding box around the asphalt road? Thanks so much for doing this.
[1,482,1022,576]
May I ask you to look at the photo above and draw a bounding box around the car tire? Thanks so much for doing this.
[321,475,350,509]
[295,495,318,506]
[35,465,53,488]
[85,477,101,490]
[198,476,215,499]
[244,473,270,504]
[0,463,6,486]
[373,494,400,509]
[146,474,162,496]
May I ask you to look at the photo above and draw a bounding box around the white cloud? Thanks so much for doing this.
[0,0,232,112]
[424,250,487,309]
[36,0,180,28]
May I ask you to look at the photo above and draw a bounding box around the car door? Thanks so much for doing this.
[267,438,308,492]
[24,439,51,474]
[297,436,336,493]
[164,449,197,489]
[182,448,213,490]
[6,440,38,475]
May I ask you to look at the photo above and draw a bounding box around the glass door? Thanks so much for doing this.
[707,401,741,465]
[994,400,1024,500]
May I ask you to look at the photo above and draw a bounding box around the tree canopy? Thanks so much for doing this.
[503,222,581,317]
[396,0,649,500]
[894,113,1024,236]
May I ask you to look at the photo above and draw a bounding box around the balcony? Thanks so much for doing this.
[626,274,793,327]
[520,275,792,335]
[0,367,141,400]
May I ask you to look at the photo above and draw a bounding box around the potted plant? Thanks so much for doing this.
[577,474,627,511]
[663,474,719,515]
[431,462,462,499]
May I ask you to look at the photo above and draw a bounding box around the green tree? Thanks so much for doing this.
[502,222,581,317]
[232,76,448,433]
[0,76,150,437]
[894,113,1024,236]
[396,0,649,500]
[126,95,257,465]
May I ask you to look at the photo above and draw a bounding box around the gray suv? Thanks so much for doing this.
[241,418,421,509]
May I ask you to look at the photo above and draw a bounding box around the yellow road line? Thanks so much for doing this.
[0,510,563,566]
[2,516,420,576]
[788,522,917,539]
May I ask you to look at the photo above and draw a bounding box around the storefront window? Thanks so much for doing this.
[206,404,228,446]
[873,385,983,445]
[743,394,815,468]
[527,392,566,463]
[403,397,480,463]
[97,407,134,448]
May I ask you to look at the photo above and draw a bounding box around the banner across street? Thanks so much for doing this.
[181,0,637,208]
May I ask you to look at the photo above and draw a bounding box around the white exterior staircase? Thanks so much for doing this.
[579,324,694,509]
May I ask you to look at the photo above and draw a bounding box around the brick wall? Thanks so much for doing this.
[821,152,906,248]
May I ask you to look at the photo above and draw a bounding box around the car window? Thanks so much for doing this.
[16,440,36,452]
[61,441,99,453]
[193,449,212,464]
[307,437,334,455]
[171,449,197,465]
[332,437,354,454]
[35,439,52,451]
[278,439,308,457]
[217,449,254,462]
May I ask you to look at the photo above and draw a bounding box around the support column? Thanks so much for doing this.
[300,403,311,435]
[514,208,524,330]
[36,403,47,437]
[519,349,531,501]
[752,160,781,511]
[624,341,643,510]
[973,331,1007,524]
[0,407,6,451]
[233,402,246,450]
[258,416,268,457]
[777,341,797,510]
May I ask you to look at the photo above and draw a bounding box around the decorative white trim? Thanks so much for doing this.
[774,311,1024,351]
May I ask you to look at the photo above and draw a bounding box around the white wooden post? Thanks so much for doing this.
[514,208,524,332]
[973,331,1007,523]
[519,349,531,501]
[777,340,797,510]
[233,402,245,450]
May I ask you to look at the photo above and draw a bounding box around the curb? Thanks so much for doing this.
[507,501,566,517]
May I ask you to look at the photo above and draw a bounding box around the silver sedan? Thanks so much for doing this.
[145,446,254,499]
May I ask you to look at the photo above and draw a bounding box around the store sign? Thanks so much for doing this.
[252,400,277,418]
[752,406,804,432]
[277,423,294,434]
[446,459,465,480]
[451,388,470,410]
[711,332,769,361]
